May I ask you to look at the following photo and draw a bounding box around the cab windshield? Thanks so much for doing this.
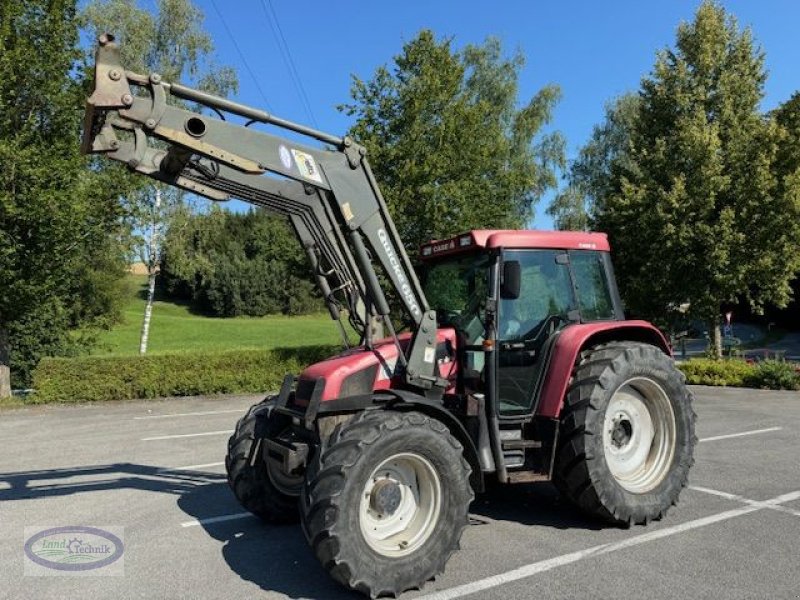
[422,253,490,344]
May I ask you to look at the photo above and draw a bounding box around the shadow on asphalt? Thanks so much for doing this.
[175,480,605,600]
[177,481,357,600]
[0,462,605,598]
[0,462,225,500]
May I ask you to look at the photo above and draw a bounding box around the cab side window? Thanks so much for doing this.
[499,250,576,340]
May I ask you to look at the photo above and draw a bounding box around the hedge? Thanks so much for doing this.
[29,345,338,404]
[679,358,800,390]
[678,358,754,387]
[24,349,800,405]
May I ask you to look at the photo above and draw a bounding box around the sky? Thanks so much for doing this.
[158,1,800,228]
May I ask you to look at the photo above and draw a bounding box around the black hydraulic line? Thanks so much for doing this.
[181,167,366,309]
[349,230,391,317]
[382,317,408,369]
[301,239,340,320]
[183,161,369,318]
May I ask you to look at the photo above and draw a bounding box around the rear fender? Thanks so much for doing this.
[315,391,484,493]
[536,320,671,419]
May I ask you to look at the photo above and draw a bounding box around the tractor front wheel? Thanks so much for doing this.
[301,410,473,597]
[225,399,301,524]
[553,342,696,525]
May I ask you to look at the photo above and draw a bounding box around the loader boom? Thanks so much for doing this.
[82,34,443,393]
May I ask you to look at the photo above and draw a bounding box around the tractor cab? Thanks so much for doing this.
[420,230,625,418]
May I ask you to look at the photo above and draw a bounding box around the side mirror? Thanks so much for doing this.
[500,260,521,300]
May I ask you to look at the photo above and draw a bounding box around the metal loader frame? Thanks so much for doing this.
[82,34,446,396]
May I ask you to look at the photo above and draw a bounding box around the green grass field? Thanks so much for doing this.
[94,275,346,356]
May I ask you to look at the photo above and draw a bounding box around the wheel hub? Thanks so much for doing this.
[610,414,633,448]
[602,377,677,494]
[369,478,402,515]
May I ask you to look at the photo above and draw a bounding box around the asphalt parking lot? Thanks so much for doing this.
[1,385,799,599]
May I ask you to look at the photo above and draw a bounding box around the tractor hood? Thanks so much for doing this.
[294,328,458,405]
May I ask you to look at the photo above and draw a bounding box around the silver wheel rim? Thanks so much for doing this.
[359,452,442,557]
[603,377,676,494]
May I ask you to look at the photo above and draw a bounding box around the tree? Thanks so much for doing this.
[548,94,640,231]
[0,0,136,391]
[773,92,800,200]
[81,0,237,354]
[595,1,800,356]
[159,206,321,317]
[340,31,565,253]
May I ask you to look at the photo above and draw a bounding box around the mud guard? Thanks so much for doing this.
[315,390,485,493]
[536,320,671,419]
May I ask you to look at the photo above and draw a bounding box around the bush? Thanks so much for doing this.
[742,360,800,391]
[29,345,337,404]
[679,358,800,390]
[678,358,755,387]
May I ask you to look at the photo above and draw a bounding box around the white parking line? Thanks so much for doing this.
[181,512,253,528]
[141,430,231,441]
[416,489,800,600]
[158,462,225,473]
[134,409,244,420]
[689,485,800,518]
[699,426,782,443]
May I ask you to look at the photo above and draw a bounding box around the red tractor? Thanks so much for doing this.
[82,36,695,598]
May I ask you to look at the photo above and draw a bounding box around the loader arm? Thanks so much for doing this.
[82,34,443,393]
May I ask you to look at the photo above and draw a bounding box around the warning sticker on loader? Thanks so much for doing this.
[291,149,323,183]
[424,347,436,364]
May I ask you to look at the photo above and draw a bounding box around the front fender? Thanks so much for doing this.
[536,320,671,419]
[316,391,484,493]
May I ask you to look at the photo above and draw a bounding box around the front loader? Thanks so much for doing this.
[82,35,696,598]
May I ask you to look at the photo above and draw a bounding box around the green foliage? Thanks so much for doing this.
[341,31,565,252]
[678,358,754,387]
[0,0,134,386]
[80,0,239,255]
[545,186,591,232]
[678,358,800,390]
[577,2,800,348]
[80,0,237,94]
[743,360,800,391]
[548,94,640,231]
[160,207,322,317]
[30,345,337,403]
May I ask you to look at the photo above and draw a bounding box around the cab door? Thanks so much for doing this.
[496,250,577,417]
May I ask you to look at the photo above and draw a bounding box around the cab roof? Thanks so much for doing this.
[419,230,610,260]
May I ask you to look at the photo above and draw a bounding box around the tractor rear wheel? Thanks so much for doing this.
[301,410,473,598]
[553,342,696,525]
[225,399,301,524]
